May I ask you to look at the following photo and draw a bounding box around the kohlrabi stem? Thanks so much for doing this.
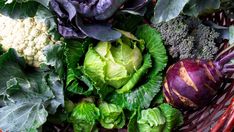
[217,51,234,67]
[222,68,234,73]
[216,44,234,61]
[224,63,234,69]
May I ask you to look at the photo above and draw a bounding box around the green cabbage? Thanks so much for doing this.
[83,38,143,93]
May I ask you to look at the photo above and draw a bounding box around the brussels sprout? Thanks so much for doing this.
[83,39,143,91]
[99,102,125,129]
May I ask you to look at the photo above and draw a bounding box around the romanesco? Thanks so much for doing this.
[0,13,56,67]
[154,15,220,60]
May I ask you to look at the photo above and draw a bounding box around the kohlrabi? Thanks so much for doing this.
[163,49,234,109]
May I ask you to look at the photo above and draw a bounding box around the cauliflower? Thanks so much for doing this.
[154,15,220,60]
[0,13,56,67]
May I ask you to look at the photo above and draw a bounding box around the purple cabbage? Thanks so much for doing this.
[50,0,148,41]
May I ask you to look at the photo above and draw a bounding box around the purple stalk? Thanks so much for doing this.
[224,63,234,68]
[216,51,234,67]
[222,68,234,73]
[215,44,234,61]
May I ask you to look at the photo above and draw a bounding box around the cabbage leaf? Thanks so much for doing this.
[109,25,167,110]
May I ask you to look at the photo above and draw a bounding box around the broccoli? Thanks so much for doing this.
[154,15,219,60]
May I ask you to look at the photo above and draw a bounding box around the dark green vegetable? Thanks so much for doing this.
[154,15,219,60]
[0,48,64,131]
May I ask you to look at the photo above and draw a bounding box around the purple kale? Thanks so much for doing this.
[50,0,148,41]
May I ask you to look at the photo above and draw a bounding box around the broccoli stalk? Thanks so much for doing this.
[154,15,220,60]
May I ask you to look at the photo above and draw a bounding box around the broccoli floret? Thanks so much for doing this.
[154,15,219,60]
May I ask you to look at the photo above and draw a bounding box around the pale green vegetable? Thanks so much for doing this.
[99,102,125,129]
[70,101,100,132]
[83,38,143,92]
[136,104,183,132]
[137,108,166,132]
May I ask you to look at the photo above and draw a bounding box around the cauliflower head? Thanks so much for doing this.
[0,13,57,67]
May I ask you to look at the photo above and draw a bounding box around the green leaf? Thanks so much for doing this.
[229,26,234,44]
[98,102,125,129]
[137,107,166,132]
[0,49,64,131]
[45,72,64,114]
[65,39,90,71]
[151,91,165,107]
[159,104,183,132]
[43,43,65,79]
[151,0,189,24]
[0,45,3,55]
[110,55,163,110]
[0,102,48,131]
[34,0,50,8]
[128,111,138,132]
[116,53,152,93]
[114,14,143,33]
[70,101,100,132]
[0,1,39,18]
[66,68,94,96]
[109,25,167,110]
[183,0,220,17]
[136,24,168,74]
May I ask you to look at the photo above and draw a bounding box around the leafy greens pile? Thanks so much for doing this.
[8,0,231,131]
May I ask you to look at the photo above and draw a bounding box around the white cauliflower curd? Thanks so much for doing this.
[0,13,56,67]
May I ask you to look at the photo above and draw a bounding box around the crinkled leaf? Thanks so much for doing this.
[45,72,64,114]
[0,1,39,18]
[0,102,47,131]
[65,39,90,70]
[136,24,167,74]
[0,49,63,131]
[110,55,162,110]
[151,0,189,24]
[159,104,183,132]
[98,102,125,129]
[66,69,94,96]
[183,0,220,17]
[43,43,65,78]
[109,25,167,110]
[137,107,166,132]
[70,101,100,132]
[64,39,94,96]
